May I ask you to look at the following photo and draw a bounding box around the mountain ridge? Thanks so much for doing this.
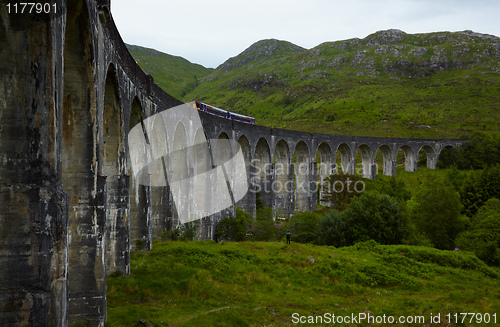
[126,44,213,101]
[126,29,500,138]
[185,29,500,138]
[217,38,306,72]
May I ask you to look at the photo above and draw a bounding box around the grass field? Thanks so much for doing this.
[106,240,499,326]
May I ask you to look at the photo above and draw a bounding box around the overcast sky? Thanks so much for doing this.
[111,0,500,68]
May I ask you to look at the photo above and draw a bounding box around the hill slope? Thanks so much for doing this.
[107,240,500,326]
[126,44,213,101]
[184,30,500,138]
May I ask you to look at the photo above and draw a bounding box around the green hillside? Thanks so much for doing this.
[126,30,500,138]
[106,240,500,327]
[183,30,500,138]
[126,44,213,101]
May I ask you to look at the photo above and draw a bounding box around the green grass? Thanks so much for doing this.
[106,240,500,326]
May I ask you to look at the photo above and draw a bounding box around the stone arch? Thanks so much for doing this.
[294,141,310,211]
[128,97,151,251]
[214,132,236,216]
[355,144,375,179]
[418,145,438,169]
[316,142,333,206]
[102,63,128,275]
[215,132,233,166]
[254,138,273,208]
[238,136,252,179]
[237,135,255,215]
[436,144,456,168]
[193,128,212,238]
[62,0,105,325]
[274,140,292,218]
[193,128,211,218]
[172,122,189,226]
[336,143,354,174]
[376,145,395,176]
[398,145,417,172]
[150,113,171,239]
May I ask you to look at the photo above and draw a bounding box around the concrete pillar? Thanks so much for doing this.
[294,159,310,212]
[273,141,292,218]
[0,2,69,326]
[309,161,318,211]
[425,148,438,169]
[235,137,255,217]
[392,160,398,176]
[370,163,378,180]
[254,140,273,209]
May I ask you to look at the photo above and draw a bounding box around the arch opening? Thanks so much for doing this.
[172,122,189,226]
[294,141,310,212]
[375,145,394,176]
[418,145,437,169]
[236,136,254,216]
[102,64,128,275]
[274,140,292,218]
[150,114,171,240]
[355,144,374,179]
[335,143,353,174]
[316,143,333,207]
[436,145,456,169]
[398,145,417,172]
[214,132,236,218]
[128,97,152,250]
[254,138,272,209]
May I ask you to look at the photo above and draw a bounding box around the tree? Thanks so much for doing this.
[455,198,500,266]
[315,210,348,247]
[321,172,364,211]
[288,211,320,243]
[364,175,411,202]
[437,134,500,170]
[215,207,252,242]
[247,207,279,241]
[411,175,464,249]
[342,192,407,245]
[460,165,500,217]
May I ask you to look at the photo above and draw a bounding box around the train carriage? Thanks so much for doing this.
[195,101,255,125]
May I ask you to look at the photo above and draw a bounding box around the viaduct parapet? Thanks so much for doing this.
[0,1,463,326]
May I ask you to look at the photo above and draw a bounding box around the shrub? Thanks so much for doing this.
[315,210,348,247]
[342,192,408,245]
[410,175,464,249]
[437,134,500,170]
[455,198,500,266]
[288,211,320,243]
[460,165,500,217]
[321,172,364,211]
[247,207,273,241]
[215,208,252,242]
[161,221,200,241]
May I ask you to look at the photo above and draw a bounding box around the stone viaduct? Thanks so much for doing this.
[0,1,463,326]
